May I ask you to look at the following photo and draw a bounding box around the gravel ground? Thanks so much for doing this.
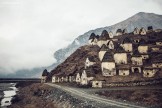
[9,82,161,108]
[9,83,111,108]
[96,90,162,108]
[45,86,111,108]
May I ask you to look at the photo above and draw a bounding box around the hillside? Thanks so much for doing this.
[49,42,162,82]
[49,31,162,83]
[49,45,101,79]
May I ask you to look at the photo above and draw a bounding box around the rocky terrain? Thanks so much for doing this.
[9,82,111,108]
[8,82,162,108]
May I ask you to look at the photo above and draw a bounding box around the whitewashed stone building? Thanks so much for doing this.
[116,29,123,36]
[114,46,128,65]
[41,69,49,83]
[122,29,128,34]
[97,30,110,47]
[91,80,104,88]
[98,44,108,61]
[50,26,162,88]
[101,51,116,76]
[139,27,147,35]
[133,27,140,35]
[109,31,114,38]
[107,40,114,49]
[121,37,133,52]
[85,57,96,68]
[80,69,94,85]
[117,65,130,76]
[88,33,99,45]
[143,67,159,77]
[75,73,81,84]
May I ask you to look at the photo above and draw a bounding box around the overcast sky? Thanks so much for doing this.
[0,0,162,74]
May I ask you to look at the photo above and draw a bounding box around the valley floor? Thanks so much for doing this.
[9,82,162,108]
[47,83,162,108]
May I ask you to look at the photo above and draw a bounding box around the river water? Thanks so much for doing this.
[0,83,18,107]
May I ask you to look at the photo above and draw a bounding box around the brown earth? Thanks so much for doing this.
[96,89,162,108]
[49,45,101,79]
[9,82,57,108]
[7,82,162,108]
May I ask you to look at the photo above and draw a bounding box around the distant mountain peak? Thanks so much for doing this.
[53,12,162,66]
[135,12,158,16]
[131,12,162,20]
[136,12,151,15]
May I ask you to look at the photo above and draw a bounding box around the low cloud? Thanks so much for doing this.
[0,0,162,74]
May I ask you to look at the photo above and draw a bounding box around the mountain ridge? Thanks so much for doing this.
[54,12,162,64]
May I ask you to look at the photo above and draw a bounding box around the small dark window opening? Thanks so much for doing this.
[134,68,139,73]
[96,83,99,85]
[147,73,149,76]
[135,40,139,43]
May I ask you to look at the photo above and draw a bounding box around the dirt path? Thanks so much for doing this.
[77,85,162,93]
[46,83,146,108]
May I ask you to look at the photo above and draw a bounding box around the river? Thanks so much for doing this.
[0,83,18,107]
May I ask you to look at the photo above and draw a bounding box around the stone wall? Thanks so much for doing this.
[98,51,107,61]
[131,57,143,65]
[119,70,129,76]
[114,53,127,64]
[101,62,116,76]
[122,43,132,52]
[97,40,108,48]
[103,78,162,87]
[138,46,148,54]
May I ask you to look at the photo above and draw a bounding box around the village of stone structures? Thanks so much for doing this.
[41,26,162,107]
[42,26,162,86]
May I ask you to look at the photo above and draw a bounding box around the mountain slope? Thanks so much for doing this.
[50,45,101,78]
[50,30,162,83]
[54,12,162,64]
